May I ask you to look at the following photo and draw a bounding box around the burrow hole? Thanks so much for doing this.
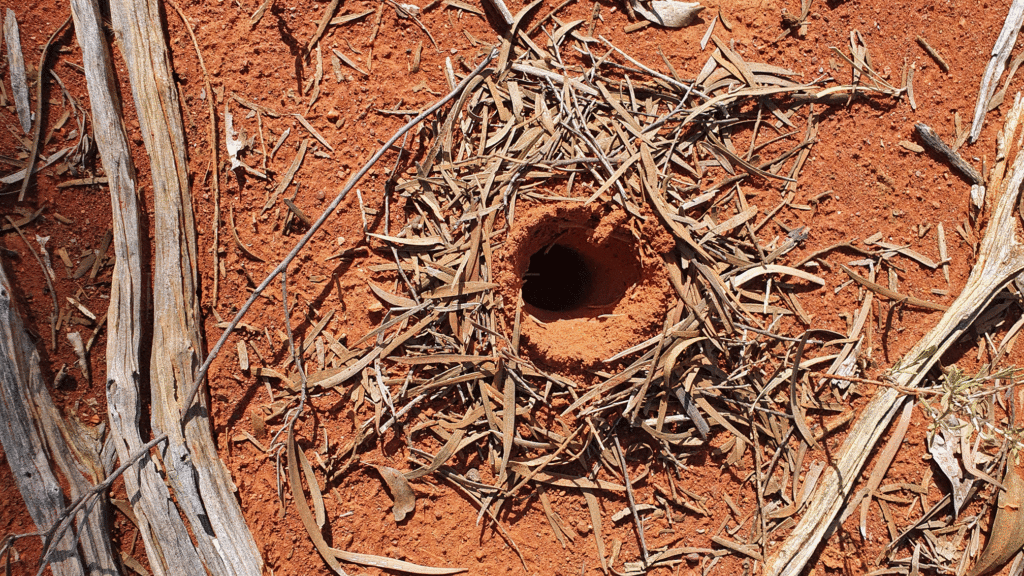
[519,229,642,316]
[522,245,592,312]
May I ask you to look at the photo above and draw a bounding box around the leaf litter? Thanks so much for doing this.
[198,8,1024,576]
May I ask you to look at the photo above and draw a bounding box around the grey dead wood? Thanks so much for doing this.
[69,0,209,574]
[0,262,84,576]
[3,9,30,133]
[108,0,263,574]
[768,94,1024,576]
[26,341,121,576]
[483,0,514,27]
[969,0,1024,142]
[915,122,983,185]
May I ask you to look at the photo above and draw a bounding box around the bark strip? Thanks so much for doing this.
[69,0,209,574]
[0,264,83,576]
[108,0,263,573]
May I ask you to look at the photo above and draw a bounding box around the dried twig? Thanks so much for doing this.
[915,122,983,185]
[916,36,949,73]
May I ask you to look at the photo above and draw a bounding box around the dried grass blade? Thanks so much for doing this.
[712,535,764,562]
[367,281,417,308]
[730,265,824,288]
[406,429,466,480]
[294,113,334,151]
[296,438,326,528]
[17,16,71,202]
[539,488,572,547]
[230,204,267,261]
[329,9,375,25]
[499,362,514,483]
[789,333,820,450]
[507,464,626,491]
[857,400,912,537]
[421,281,496,299]
[306,0,342,53]
[380,312,440,358]
[584,151,640,204]
[711,36,758,86]
[332,48,369,77]
[495,0,542,72]
[644,181,713,262]
[700,14,717,50]
[613,437,648,562]
[306,45,324,112]
[562,349,657,415]
[329,548,467,575]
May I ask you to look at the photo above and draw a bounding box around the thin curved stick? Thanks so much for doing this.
[18,16,71,202]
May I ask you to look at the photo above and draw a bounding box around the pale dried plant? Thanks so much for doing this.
[917,364,1024,453]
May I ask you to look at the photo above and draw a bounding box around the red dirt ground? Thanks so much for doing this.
[2,0,1024,574]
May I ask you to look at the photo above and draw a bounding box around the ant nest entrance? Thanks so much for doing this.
[496,203,673,369]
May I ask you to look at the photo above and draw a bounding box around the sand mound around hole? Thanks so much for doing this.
[495,201,674,369]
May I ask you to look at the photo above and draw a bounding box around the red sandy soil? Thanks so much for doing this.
[1,0,1023,574]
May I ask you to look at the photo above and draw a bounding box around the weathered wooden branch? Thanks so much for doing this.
[969,0,1024,142]
[107,0,263,573]
[0,264,83,576]
[768,94,1024,576]
[28,354,120,576]
[0,257,124,575]
[68,0,210,574]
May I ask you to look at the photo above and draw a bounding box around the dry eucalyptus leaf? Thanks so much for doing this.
[67,331,88,381]
[397,3,421,17]
[967,463,1024,576]
[928,423,972,516]
[375,465,416,522]
[631,0,704,28]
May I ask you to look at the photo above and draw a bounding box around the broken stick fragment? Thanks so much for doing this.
[915,122,984,185]
[969,0,1024,141]
[484,0,513,27]
[916,36,949,73]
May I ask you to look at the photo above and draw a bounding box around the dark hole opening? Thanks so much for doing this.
[522,245,592,312]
